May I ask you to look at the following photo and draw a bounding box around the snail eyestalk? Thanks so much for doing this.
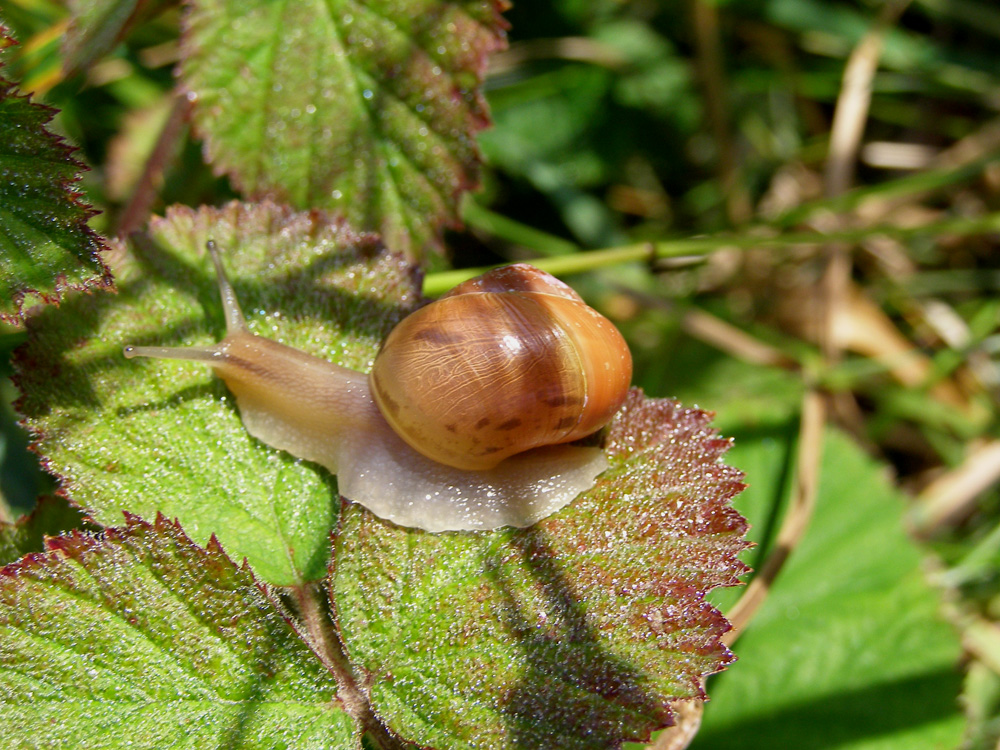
[123,240,244,365]
[123,344,224,363]
[205,239,249,335]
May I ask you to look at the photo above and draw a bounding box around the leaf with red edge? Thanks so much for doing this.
[180,0,507,259]
[330,391,749,750]
[0,514,355,748]
[10,197,749,746]
[0,495,92,566]
[12,200,420,587]
[0,24,113,324]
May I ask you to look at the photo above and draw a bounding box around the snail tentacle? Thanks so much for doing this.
[123,344,225,363]
[123,239,246,365]
[205,239,250,335]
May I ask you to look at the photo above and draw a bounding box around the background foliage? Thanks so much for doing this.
[2,0,1000,748]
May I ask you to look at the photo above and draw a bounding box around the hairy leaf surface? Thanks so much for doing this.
[0,25,112,323]
[332,393,749,749]
[181,0,507,258]
[14,200,750,747]
[14,201,419,586]
[0,514,353,748]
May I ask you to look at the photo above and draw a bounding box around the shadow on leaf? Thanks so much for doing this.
[695,667,963,750]
[484,527,676,748]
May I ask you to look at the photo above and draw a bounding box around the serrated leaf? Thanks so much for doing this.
[331,392,749,750]
[0,514,355,749]
[13,201,421,586]
[13,199,750,744]
[62,0,177,79]
[0,496,91,566]
[658,350,965,750]
[691,429,965,750]
[180,0,507,259]
[634,345,967,748]
[0,24,113,324]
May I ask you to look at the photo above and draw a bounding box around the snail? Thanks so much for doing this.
[124,242,632,532]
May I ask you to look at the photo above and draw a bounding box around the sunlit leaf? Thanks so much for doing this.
[0,514,355,748]
[14,197,750,746]
[13,200,420,586]
[181,0,508,259]
[694,431,964,750]
[657,355,967,750]
[332,392,750,749]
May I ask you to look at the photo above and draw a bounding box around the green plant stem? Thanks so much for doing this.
[775,147,1000,229]
[429,209,1000,295]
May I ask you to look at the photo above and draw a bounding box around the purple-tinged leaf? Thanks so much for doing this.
[331,391,749,750]
[0,496,92,566]
[10,197,750,747]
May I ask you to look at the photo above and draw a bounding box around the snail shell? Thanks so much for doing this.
[124,243,632,532]
[371,265,632,470]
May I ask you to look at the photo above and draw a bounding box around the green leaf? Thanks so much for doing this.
[693,426,964,749]
[331,392,750,749]
[13,201,420,586]
[0,25,113,324]
[180,0,507,259]
[62,0,177,79]
[478,64,625,247]
[639,348,965,748]
[0,495,91,566]
[0,514,355,748]
[14,200,750,744]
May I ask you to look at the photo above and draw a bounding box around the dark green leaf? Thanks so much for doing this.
[0,25,113,324]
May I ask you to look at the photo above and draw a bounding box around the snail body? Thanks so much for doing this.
[125,243,632,532]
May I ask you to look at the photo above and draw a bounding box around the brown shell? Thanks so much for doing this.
[369,264,632,471]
